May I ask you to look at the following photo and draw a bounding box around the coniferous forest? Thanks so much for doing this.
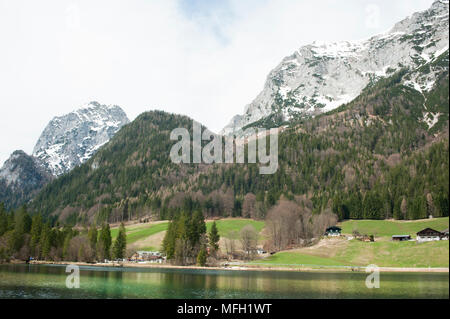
[0,203,125,264]
[0,51,448,263]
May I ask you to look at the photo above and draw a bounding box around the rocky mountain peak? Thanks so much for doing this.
[221,0,449,136]
[0,150,51,188]
[0,150,53,209]
[32,101,130,176]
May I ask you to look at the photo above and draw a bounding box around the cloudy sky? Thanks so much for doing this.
[0,0,435,165]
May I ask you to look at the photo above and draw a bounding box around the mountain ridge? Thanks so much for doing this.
[221,0,449,135]
[30,50,449,223]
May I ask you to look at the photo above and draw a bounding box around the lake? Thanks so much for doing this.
[0,264,448,299]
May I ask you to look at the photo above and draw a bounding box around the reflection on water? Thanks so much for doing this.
[0,264,448,299]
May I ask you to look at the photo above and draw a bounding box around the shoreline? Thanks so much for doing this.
[25,260,450,273]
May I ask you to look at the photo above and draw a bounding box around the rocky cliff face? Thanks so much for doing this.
[221,0,449,135]
[0,150,53,209]
[0,101,129,209]
[33,101,129,176]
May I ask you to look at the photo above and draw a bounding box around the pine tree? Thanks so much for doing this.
[8,207,31,252]
[15,206,32,234]
[99,223,112,260]
[162,220,177,259]
[197,247,207,266]
[88,224,98,252]
[39,223,52,260]
[190,210,206,246]
[112,223,126,260]
[30,214,43,257]
[0,204,7,237]
[209,221,220,253]
[62,232,72,261]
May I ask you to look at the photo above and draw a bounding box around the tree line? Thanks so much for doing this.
[0,203,126,263]
[162,207,220,266]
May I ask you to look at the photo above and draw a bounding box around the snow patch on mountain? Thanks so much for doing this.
[221,0,449,136]
[33,101,129,176]
[422,112,441,129]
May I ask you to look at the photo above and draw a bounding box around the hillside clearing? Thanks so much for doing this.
[206,219,265,239]
[110,218,266,248]
[252,238,449,268]
[339,217,449,238]
[111,221,169,244]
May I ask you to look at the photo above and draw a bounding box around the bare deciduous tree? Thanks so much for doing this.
[266,200,301,251]
[401,197,407,219]
[240,225,258,260]
[266,200,338,251]
[311,210,338,238]
[224,231,238,260]
[242,193,256,218]
[66,236,95,262]
[222,188,234,217]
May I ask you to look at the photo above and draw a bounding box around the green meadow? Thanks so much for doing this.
[111,222,169,244]
[339,217,449,238]
[110,218,266,245]
[252,217,449,268]
[250,240,449,268]
[206,219,265,239]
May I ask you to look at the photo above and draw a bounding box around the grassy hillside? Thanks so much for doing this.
[339,217,449,238]
[250,217,449,268]
[111,218,266,250]
[337,240,449,268]
[111,222,169,244]
[206,219,265,239]
[251,241,449,268]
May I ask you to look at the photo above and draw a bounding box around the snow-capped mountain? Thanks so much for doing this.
[33,101,129,176]
[0,150,53,209]
[221,0,449,136]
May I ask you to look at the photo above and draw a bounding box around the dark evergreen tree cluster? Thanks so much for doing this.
[162,210,207,265]
[162,205,220,266]
[0,204,124,263]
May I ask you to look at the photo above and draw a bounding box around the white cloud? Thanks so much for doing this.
[0,0,435,165]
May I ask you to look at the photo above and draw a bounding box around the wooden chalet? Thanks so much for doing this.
[325,226,342,237]
[440,228,449,240]
[416,228,442,242]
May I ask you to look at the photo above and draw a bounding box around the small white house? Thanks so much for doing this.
[256,248,267,255]
[416,228,442,242]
